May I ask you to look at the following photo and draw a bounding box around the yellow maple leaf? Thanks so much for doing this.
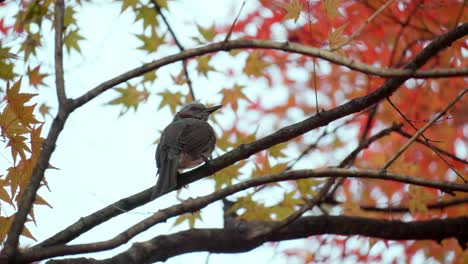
[244,51,270,77]
[281,0,303,23]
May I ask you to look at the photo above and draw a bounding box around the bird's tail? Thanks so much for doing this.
[150,156,179,200]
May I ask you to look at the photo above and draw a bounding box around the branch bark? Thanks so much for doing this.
[39,216,468,264]
[28,168,468,260]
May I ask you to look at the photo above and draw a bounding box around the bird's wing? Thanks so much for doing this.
[151,121,187,199]
[178,119,216,158]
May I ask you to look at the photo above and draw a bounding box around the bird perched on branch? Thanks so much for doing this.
[151,102,222,199]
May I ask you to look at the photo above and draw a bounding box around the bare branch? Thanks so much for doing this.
[30,168,468,258]
[151,0,196,101]
[70,23,468,110]
[395,128,468,165]
[36,216,468,264]
[322,197,468,213]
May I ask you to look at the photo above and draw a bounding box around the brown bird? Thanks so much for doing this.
[151,103,222,199]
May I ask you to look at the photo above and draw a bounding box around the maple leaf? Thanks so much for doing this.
[281,0,302,23]
[220,83,251,112]
[118,0,138,13]
[63,28,85,54]
[64,6,77,27]
[7,134,31,163]
[196,56,215,77]
[0,60,16,81]
[156,0,169,10]
[244,51,270,77]
[170,68,187,85]
[296,178,322,198]
[19,32,41,60]
[135,6,158,29]
[5,79,39,128]
[136,28,166,53]
[323,0,341,18]
[268,142,288,158]
[27,65,48,88]
[142,71,157,84]
[214,160,246,190]
[271,191,303,220]
[252,152,287,178]
[192,24,216,44]
[38,103,51,118]
[157,90,184,114]
[230,194,272,221]
[173,211,202,229]
[108,84,149,115]
[328,23,348,50]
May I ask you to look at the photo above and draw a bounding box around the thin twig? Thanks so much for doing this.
[224,1,246,42]
[395,128,468,165]
[322,197,468,213]
[151,0,196,101]
[383,88,468,179]
[331,0,396,51]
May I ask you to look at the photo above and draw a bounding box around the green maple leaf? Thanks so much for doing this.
[156,0,169,10]
[108,84,149,115]
[157,90,184,114]
[64,6,77,27]
[136,28,165,53]
[64,29,85,54]
[118,0,138,13]
[196,56,215,77]
[244,51,270,77]
[135,6,158,29]
[192,24,216,44]
[19,32,41,60]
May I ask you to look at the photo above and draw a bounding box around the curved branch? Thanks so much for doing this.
[28,168,467,260]
[32,23,468,250]
[38,216,468,264]
[322,197,468,213]
[71,24,468,110]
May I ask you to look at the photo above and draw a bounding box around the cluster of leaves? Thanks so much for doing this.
[0,79,45,242]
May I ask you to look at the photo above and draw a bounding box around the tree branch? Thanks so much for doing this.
[2,0,71,261]
[54,0,67,106]
[39,216,468,264]
[29,168,468,259]
[150,0,196,101]
[395,128,468,165]
[31,23,468,250]
[70,23,468,110]
[322,197,468,213]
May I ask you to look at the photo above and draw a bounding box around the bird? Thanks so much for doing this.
[151,102,222,200]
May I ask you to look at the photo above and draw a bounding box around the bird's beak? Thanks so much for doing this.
[205,105,222,114]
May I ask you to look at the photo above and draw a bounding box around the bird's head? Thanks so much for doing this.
[173,103,222,121]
